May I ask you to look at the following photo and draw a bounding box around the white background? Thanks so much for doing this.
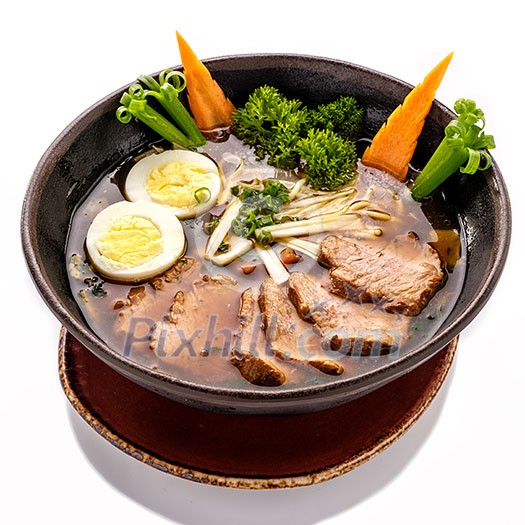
[3,0,524,523]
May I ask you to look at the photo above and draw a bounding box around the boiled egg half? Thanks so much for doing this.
[86,200,185,282]
[124,149,221,219]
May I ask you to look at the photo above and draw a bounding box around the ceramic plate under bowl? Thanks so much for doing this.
[22,54,511,414]
[60,328,458,488]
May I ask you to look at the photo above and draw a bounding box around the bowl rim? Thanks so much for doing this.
[21,52,512,413]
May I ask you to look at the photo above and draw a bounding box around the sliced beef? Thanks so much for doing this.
[288,272,409,356]
[163,257,197,283]
[149,291,199,359]
[259,277,344,375]
[319,234,444,316]
[150,257,197,290]
[114,285,157,338]
[199,273,238,286]
[149,276,239,362]
[230,288,286,387]
[114,257,199,337]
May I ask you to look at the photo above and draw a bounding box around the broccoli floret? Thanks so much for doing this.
[232,85,310,169]
[309,95,364,141]
[297,128,357,191]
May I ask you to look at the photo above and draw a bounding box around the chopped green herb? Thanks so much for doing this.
[91,281,108,298]
[83,276,107,298]
[204,216,220,234]
[230,185,240,197]
[194,187,211,203]
[256,229,273,246]
[217,242,230,253]
[231,180,292,243]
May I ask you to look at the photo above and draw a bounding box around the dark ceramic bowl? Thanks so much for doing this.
[21,54,511,414]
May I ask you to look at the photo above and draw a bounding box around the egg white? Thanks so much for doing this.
[86,200,185,283]
[124,149,222,219]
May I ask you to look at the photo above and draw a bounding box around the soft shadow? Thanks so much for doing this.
[68,359,456,525]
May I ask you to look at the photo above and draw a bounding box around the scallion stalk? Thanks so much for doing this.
[204,198,244,259]
[139,70,205,147]
[116,85,194,148]
[411,98,495,200]
[279,238,320,259]
[254,244,290,285]
[207,235,253,266]
[255,212,359,240]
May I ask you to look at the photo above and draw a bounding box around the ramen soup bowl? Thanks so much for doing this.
[21,54,511,414]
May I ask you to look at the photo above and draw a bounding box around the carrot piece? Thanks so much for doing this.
[361,52,454,181]
[176,31,236,132]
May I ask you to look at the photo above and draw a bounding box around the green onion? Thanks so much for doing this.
[230,179,291,242]
[116,85,194,148]
[194,187,211,204]
[138,70,205,147]
[256,229,273,246]
[279,238,320,259]
[204,198,244,259]
[411,98,495,200]
[116,70,205,148]
[207,235,254,266]
[254,243,290,285]
[217,242,230,253]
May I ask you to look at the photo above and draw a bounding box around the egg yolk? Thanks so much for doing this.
[146,161,213,208]
[95,215,163,268]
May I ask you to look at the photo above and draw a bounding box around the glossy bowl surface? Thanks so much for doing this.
[21,54,511,414]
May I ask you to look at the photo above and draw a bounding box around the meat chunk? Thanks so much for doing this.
[288,272,409,356]
[149,276,239,362]
[114,285,157,338]
[163,257,197,283]
[149,291,199,360]
[259,277,344,375]
[114,257,199,337]
[230,288,286,387]
[319,234,444,316]
[149,257,198,290]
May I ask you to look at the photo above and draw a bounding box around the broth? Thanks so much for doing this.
[66,135,466,391]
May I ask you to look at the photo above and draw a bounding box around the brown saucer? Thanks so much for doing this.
[59,328,457,489]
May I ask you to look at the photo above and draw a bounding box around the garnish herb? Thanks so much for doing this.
[194,187,211,203]
[232,86,309,169]
[138,70,205,147]
[411,98,495,199]
[204,216,219,234]
[297,128,357,191]
[116,70,205,148]
[83,276,107,298]
[231,180,292,244]
[217,242,230,253]
[232,85,362,190]
[308,95,364,142]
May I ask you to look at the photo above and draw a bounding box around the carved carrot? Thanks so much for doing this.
[176,31,236,132]
[362,52,454,181]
